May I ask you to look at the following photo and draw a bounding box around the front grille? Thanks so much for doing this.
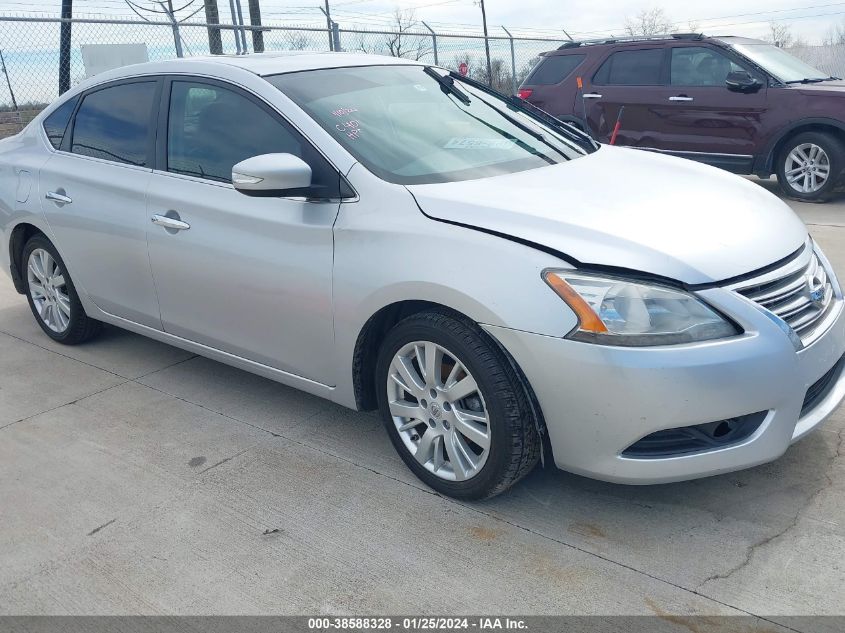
[802,355,845,416]
[736,249,836,345]
[621,412,768,459]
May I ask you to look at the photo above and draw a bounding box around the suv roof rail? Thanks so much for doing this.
[556,32,704,50]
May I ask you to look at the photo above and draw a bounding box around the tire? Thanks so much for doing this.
[21,235,102,345]
[776,131,845,202]
[375,310,540,500]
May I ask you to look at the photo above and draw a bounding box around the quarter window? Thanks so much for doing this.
[527,54,586,85]
[671,47,746,86]
[593,49,665,85]
[43,96,78,149]
[71,82,156,166]
[166,81,341,196]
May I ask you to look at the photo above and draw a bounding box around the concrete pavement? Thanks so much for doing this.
[0,189,843,621]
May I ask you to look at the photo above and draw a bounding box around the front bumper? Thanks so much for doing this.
[485,284,845,484]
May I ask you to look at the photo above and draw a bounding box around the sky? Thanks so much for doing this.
[2,0,844,43]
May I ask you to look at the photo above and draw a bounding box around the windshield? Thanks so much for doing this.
[267,65,593,185]
[730,42,829,83]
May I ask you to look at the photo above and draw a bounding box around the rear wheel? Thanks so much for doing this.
[22,235,102,345]
[375,311,540,500]
[776,131,844,202]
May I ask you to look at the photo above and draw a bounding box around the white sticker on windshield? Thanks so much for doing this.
[443,137,517,150]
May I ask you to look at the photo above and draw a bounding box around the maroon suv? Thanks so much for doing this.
[519,34,844,202]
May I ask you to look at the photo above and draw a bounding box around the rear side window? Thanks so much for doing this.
[526,54,586,85]
[71,81,157,166]
[43,96,78,149]
[593,49,665,85]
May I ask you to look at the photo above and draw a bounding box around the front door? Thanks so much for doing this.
[648,45,768,162]
[146,79,343,384]
[39,79,162,329]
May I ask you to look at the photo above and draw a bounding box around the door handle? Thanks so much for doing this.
[582,93,603,99]
[669,96,694,102]
[45,190,72,205]
[151,214,190,232]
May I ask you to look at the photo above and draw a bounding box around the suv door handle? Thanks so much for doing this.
[151,214,190,232]
[582,93,602,99]
[669,96,694,102]
[45,190,72,205]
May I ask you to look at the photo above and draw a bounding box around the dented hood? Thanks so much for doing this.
[407,146,807,285]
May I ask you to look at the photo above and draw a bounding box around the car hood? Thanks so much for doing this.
[406,146,808,286]
[793,80,845,94]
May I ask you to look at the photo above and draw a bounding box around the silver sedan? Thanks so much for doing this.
[1,53,844,499]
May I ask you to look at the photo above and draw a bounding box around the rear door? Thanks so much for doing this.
[39,78,163,329]
[582,47,667,147]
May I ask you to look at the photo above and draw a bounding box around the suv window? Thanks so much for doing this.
[43,96,78,149]
[71,81,156,166]
[167,80,342,195]
[671,47,745,86]
[593,48,665,85]
[527,54,586,85]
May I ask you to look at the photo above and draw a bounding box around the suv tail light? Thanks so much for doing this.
[517,88,533,100]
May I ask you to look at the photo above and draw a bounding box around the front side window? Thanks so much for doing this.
[267,65,591,186]
[671,47,746,86]
[71,82,156,166]
[166,80,341,197]
[43,96,78,149]
[593,49,665,85]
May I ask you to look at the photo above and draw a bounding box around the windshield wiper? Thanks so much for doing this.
[785,77,830,84]
[447,71,598,151]
[424,66,471,105]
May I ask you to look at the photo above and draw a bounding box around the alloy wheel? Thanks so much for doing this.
[386,341,491,482]
[785,143,831,194]
[27,248,71,333]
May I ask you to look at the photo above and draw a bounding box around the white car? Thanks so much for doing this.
[1,53,843,499]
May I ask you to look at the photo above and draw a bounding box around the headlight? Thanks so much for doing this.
[543,270,740,346]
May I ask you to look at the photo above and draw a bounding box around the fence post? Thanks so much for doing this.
[248,0,264,53]
[58,0,72,94]
[332,22,341,52]
[422,21,438,65]
[204,0,224,55]
[320,3,334,51]
[164,0,184,57]
[227,0,242,54]
[502,26,517,95]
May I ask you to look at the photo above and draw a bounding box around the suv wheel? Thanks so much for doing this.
[776,131,844,202]
[375,311,540,500]
[22,235,102,345]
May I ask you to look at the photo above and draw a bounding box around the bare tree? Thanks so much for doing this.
[284,31,311,51]
[624,8,675,36]
[355,9,433,60]
[763,21,794,48]
[823,21,845,46]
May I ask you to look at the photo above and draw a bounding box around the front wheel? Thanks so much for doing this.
[776,131,844,202]
[375,311,540,500]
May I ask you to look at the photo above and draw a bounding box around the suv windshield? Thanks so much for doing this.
[267,65,593,185]
[729,42,830,83]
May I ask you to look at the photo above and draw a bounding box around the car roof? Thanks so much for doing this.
[547,34,766,55]
[76,52,422,86]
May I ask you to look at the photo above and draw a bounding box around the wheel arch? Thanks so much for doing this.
[760,118,845,175]
[8,221,47,294]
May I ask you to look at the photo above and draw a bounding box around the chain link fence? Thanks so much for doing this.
[0,15,564,136]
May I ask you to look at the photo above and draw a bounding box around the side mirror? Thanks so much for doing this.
[726,70,762,93]
[232,153,312,197]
